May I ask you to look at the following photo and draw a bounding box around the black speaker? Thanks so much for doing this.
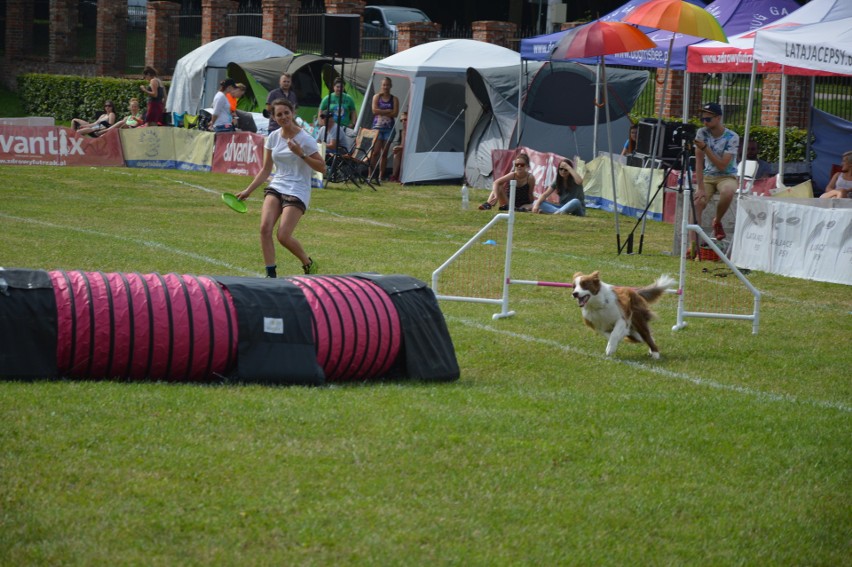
[637,118,666,156]
[322,14,361,59]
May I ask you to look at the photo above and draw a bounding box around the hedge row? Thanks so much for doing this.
[17,74,169,123]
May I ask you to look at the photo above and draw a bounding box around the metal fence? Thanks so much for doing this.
[229,4,262,38]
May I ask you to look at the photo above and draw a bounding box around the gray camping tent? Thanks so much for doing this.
[227,55,376,122]
[464,61,649,189]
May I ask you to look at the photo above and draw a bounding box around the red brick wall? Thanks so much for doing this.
[324,0,366,15]
[472,21,517,50]
[262,0,300,48]
[146,2,181,75]
[50,0,78,62]
[397,22,441,52]
[201,0,240,44]
[96,0,126,76]
[653,70,704,120]
[761,74,811,129]
[4,0,34,60]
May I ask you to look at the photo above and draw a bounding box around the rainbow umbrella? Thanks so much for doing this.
[552,20,656,59]
[623,0,727,42]
[622,0,728,254]
[552,21,655,253]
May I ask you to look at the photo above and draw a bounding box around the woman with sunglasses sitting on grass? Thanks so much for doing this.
[71,100,117,137]
[479,152,536,212]
[532,159,585,216]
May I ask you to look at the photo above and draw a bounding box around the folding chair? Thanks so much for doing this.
[736,159,758,195]
[325,128,379,190]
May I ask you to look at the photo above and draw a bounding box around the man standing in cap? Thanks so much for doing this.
[693,102,739,243]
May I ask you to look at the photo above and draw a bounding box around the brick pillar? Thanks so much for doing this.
[4,0,34,60]
[324,0,365,16]
[652,69,705,120]
[262,0,299,48]
[761,74,811,129]
[397,21,441,52]
[50,0,77,62]
[146,1,180,75]
[472,21,517,50]
[96,0,126,75]
[202,0,239,44]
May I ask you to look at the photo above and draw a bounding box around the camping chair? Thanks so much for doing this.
[326,128,379,190]
[736,160,759,195]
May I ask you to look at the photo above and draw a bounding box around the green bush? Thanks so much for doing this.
[17,73,164,122]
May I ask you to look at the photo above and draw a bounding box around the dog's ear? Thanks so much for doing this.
[572,271,583,280]
[590,270,600,280]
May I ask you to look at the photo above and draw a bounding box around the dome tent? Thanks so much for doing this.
[166,36,292,116]
[362,39,520,184]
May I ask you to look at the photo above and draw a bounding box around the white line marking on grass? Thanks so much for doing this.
[0,213,258,276]
[449,316,851,413]
[311,208,401,229]
[168,178,221,195]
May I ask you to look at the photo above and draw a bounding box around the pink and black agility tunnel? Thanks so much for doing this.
[0,268,459,385]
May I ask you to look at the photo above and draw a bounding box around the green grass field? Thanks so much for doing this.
[1,166,849,565]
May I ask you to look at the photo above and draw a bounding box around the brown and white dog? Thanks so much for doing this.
[571,271,675,359]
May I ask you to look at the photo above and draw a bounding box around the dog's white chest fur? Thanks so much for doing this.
[580,285,622,333]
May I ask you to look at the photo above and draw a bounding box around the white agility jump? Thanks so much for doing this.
[432,180,761,332]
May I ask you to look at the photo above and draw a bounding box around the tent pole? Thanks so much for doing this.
[637,35,674,255]
[593,63,600,155]
[516,60,524,147]
[779,73,787,181]
[739,59,758,197]
[602,57,621,253]
[807,75,815,177]
[682,71,689,123]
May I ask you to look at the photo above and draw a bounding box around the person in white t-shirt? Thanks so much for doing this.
[210,78,236,133]
[236,98,326,277]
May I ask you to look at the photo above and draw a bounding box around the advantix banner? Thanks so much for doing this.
[0,125,269,179]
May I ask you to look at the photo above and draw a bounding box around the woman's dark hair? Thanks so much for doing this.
[554,159,576,194]
[626,122,638,154]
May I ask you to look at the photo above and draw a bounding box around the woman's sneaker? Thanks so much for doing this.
[303,258,319,275]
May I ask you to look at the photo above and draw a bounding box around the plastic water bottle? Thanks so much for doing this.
[461,183,469,210]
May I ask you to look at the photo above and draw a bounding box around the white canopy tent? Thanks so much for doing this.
[752,17,852,75]
[738,16,852,191]
[363,39,520,184]
[688,0,852,181]
[166,36,293,116]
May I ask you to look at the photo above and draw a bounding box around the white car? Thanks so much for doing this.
[362,5,432,55]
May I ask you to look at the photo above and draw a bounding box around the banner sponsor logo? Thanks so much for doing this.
[223,136,259,164]
[212,132,263,177]
[0,126,124,166]
[783,42,852,69]
[0,128,83,160]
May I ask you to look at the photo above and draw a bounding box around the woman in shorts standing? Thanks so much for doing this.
[236,98,325,277]
[369,77,399,181]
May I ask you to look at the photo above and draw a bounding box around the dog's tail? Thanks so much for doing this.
[637,274,675,303]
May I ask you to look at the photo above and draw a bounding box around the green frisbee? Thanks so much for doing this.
[222,192,247,213]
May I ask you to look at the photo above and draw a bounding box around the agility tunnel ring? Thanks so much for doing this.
[0,268,459,385]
